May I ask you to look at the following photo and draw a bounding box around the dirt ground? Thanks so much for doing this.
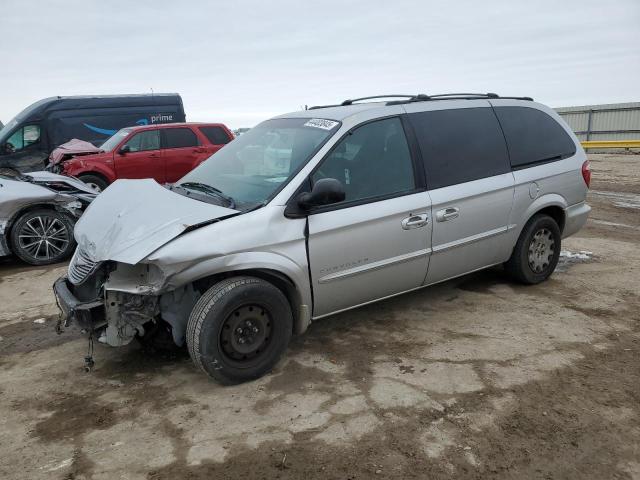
[1,153,639,480]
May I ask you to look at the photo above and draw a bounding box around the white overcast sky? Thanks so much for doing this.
[1,0,639,128]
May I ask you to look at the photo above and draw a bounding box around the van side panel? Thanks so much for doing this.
[47,104,184,147]
[0,94,185,172]
[489,101,589,245]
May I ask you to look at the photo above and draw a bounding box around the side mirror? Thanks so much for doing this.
[298,178,346,210]
[1,142,14,155]
[118,145,130,155]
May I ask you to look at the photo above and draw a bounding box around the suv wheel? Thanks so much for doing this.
[78,174,108,192]
[186,276,293,384]
[10,209,76,265]
[505,214,561,284]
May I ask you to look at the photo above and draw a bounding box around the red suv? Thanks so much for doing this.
[58,123,234,191]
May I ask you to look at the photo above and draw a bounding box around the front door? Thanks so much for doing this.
[306,117,432,317]
[0,124,48,173]
[115,129,164,182]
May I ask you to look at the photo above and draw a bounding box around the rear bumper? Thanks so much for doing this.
[53,276,105,330]
[563,201,591,238]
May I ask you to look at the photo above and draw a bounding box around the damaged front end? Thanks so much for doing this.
[52,178,239,352]
[54,249,201,349]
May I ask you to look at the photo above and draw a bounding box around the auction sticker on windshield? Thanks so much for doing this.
[304,119,339,130]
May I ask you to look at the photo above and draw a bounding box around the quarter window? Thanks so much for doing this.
[163,128,198,148]
[312,117,415,203]
[409,108,510,189]
[123,130,160,152]
[494,107,576,168]
[199,126,231,145]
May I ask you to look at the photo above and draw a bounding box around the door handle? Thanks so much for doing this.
[436,207,460,222]
[401,213,429,230]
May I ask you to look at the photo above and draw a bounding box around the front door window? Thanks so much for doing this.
[123,130,160,152]
[312,117,415,203]
[3,125,41,154]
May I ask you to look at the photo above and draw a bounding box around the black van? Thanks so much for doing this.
[0,93,185,172]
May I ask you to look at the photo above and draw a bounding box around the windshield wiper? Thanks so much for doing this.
[177,182,236,209]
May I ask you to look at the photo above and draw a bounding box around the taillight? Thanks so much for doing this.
[581,160,591,188]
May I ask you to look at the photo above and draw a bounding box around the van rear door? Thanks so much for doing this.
[406,102,515,284]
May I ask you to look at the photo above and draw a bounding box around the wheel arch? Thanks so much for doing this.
[190,267,310,335]
[4,203,77,261]
[5,203,66,251]
[76,170,112,186]
[519,194,567,237]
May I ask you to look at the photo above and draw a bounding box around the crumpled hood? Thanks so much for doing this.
[48,138,102,166]
[74,179,238,264]
[26,171,97,195]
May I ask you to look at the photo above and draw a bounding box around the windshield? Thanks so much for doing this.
[99,128,132,152]
[0,118,19,144]
[176,117,340,208]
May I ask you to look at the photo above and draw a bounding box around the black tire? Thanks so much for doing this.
[505,214,561,284]
[78,174,108,192]
[186,276,293,384]
[10,209,76,265]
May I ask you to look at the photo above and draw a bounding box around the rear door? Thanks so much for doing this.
[161,127,202,182]
[406,103,514,284]
[198,125,233,159]
[114,129,163,182]
[307,116,432,317]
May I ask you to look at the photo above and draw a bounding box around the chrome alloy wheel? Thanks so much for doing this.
[528,228,555,273]
[17,215,71,262]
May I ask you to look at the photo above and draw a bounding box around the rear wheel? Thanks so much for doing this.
[186,276,292,384]
[78,174,108,193]
[504,214,561,284]
[10,209,76,265]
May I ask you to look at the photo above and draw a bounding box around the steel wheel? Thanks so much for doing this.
[17,214,71,262]
[219,304,273,364]
[528,228,555,273]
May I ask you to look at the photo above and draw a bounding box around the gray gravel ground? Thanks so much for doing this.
[0,154,638,480]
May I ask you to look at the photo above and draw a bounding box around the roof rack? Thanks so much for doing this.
[386,92,533,105]
[308,92,533,110]
[308,94,415,110]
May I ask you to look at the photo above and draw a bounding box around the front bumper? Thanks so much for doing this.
[53,277,105,331]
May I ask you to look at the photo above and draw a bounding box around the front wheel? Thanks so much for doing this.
[504,214,561,284]
[10,209,76,265]
[186,276,293,384]
[78,174,108,193]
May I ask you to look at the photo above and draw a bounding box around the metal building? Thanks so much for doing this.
[555,102,640,142]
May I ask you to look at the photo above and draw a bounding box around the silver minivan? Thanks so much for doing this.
[54,93,591,383]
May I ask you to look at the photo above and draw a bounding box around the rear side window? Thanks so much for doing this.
[163,128,198,148]
[409,108,510,189]
[199,126,231,145]
[494,107,576,168]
